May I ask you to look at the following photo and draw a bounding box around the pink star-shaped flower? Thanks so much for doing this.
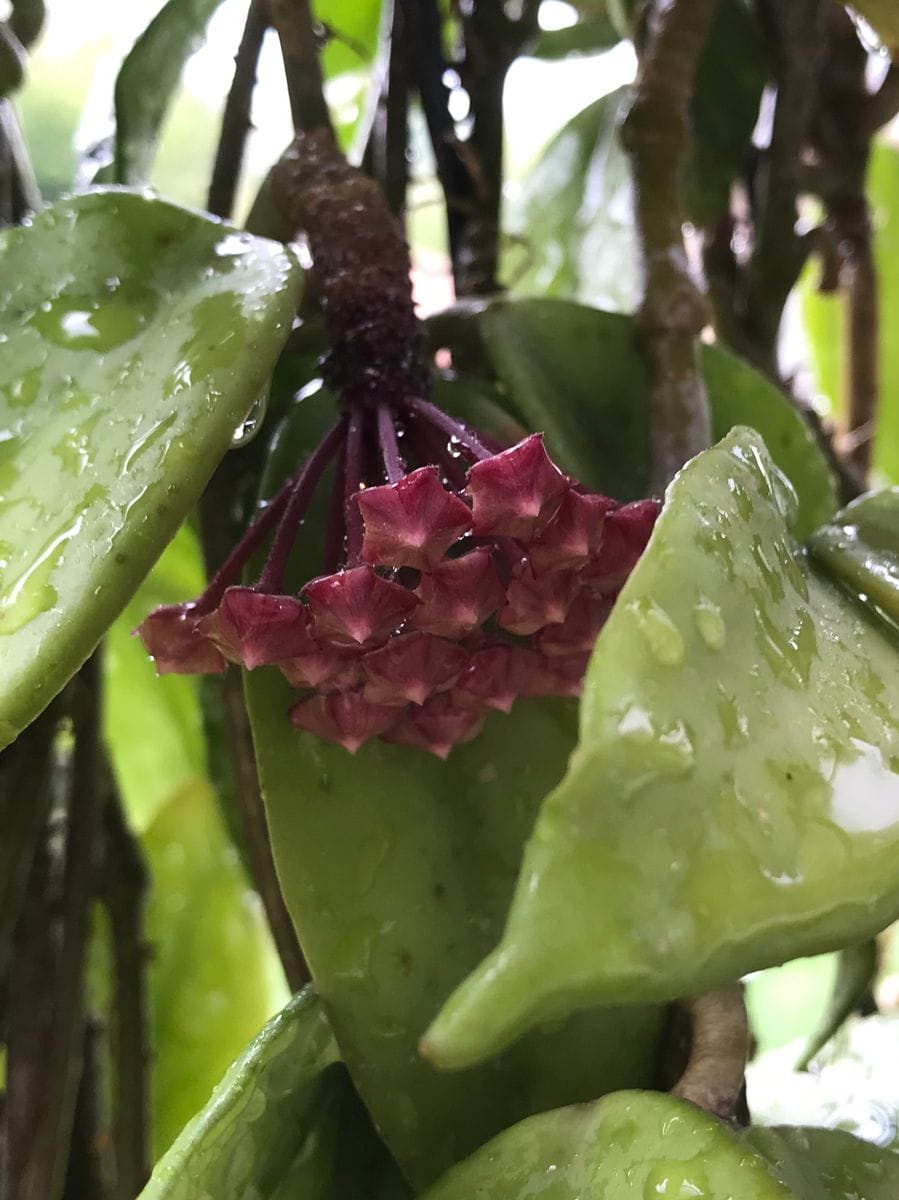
[410,548,506,638]
[467,434,570,540]
[382,693,486,759]
[288,690,401,753]
[200,587,312,669]
[304,565,418,646]
[357,466,473,570]
[362,632,469,706]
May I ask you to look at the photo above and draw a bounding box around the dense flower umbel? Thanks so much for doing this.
[136,399,659,758]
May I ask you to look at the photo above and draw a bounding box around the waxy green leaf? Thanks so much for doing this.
[0,190,300,748]
[467,298,837,534]
[809,488,899,637]
[111,0,225,186]
[139,987,339,1199]
[420,1088,899,1199]
[144,776,288,1158]
[425,429,899,1069]
[247,385,665,1190]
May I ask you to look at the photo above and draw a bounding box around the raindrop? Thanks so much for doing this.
[232,389,269,447]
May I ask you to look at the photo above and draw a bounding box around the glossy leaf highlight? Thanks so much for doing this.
[425,428,899,1068]
[0,190,300,748]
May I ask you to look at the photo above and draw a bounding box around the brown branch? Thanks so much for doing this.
[2,662,104,1200]
[102,770,151,1200]
[361,0,410,218]
[622,0,717,493]
[268,0,333,136]
[61,1018,110,1200]
[456,0,540,295]
[671,984,750,1125]
[207,0,269,221]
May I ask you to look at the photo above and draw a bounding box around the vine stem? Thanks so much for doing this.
[268,0,333,135]
[671,984,750,1124]
[207,0,269,221]
[621,0,718,494]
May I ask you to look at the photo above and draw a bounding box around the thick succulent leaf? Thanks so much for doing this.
[103,526,207,831]
[424,428,899,1069]
[144,776,288,1157]
[748,1013,899,1146]
[796,941,879,1070]
[808,489,899,637]
[474,298,837,532]
[745,1126,899,1197]
[802,143,899,483]
[420,1091,794,1199]
[0,190,300,748]
[509,89,638,316]
[111,0,224,186]
[246,386,665,1189]
[139,987,339,1199]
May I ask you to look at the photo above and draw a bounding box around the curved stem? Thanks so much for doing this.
[343,408,367,567]
[377,402,405,483]
[405,395,492,462]
[256,418,346,593]
[671,983,749,1125]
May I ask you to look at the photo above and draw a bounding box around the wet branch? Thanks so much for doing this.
[622,0,718,493]
[207,0,269,221]
[102,771,151,1200]
[671,984,750,1124]
[269,0,333,136]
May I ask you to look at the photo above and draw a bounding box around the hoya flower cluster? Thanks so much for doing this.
[138,398,659,758]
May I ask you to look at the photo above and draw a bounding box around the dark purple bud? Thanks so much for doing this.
[528,491,618,572]
[289,690,401,753]
[497,565,580,636]
[411,548,506,638]
[201,587,312,669]
[362,632,469,706]
[453,644,539,713]
[135,605,226,676]
[381,693,486,759]
[581,500,661,595]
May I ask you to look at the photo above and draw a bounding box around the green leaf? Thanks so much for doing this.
[424,428,899,1069]
[315,0,383,81]
[472,298,837,533]
[144,775,289,1158]
[112,0,224,186]
[420,1090,793,1199]
[103,525,207,831]
[796,941,878,1070]
[246,386,665,1190]
[139,987,339,1199]
[0,190,300,749]
[508,89,638,314]
[745,1126,899,1199]
[746,955,840,1056]
[808,488,899,637]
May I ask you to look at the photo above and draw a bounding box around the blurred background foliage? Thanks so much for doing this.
[12,0,899,1171]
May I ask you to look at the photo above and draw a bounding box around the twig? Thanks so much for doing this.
[741,0,821,374]
[268,0,333,135]
[102,768,151,1200]
[61,1018,110,1200]
[622,0,718,493]
[2,661,104,1200]
[456,0,540,295]
[671,984,750,1125]
[361,0,410,217]
[207,0,269,221]
[399,0,476,282]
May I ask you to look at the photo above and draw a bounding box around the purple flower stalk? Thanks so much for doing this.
[135,130,660,758]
